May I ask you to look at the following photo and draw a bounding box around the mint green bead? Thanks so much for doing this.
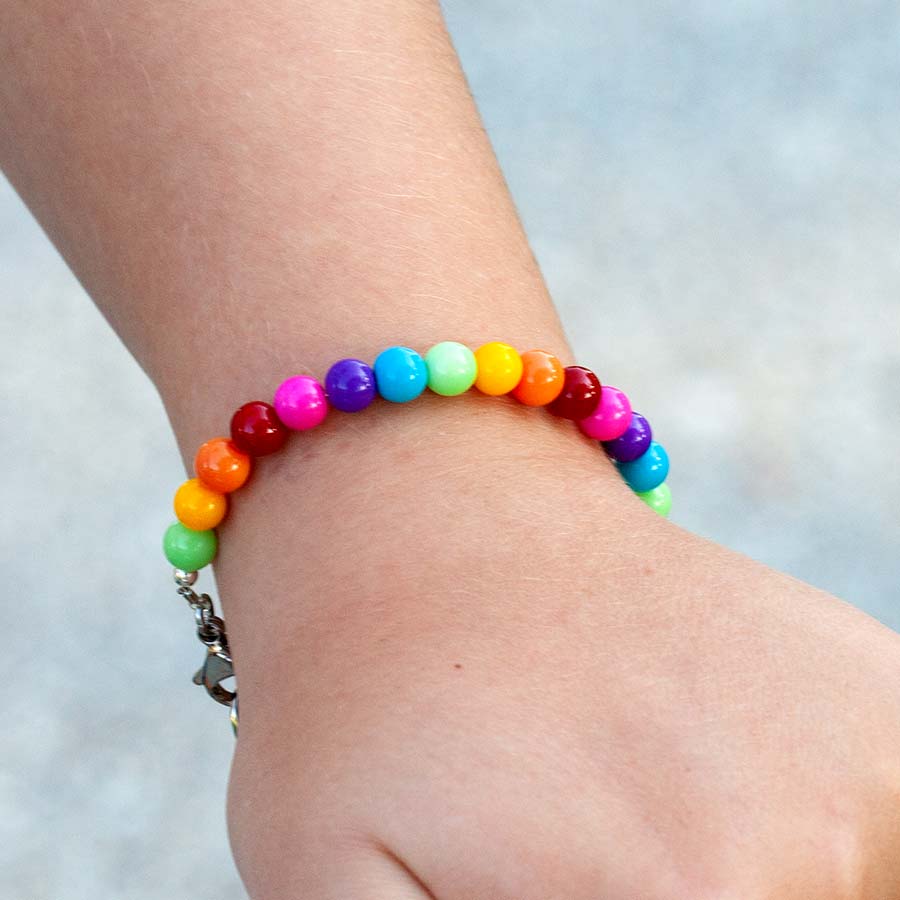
[425,341,477,396]
[163,521,218,570]
[636,482,672,517]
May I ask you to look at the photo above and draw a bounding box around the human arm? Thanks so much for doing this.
[3,2,900,897]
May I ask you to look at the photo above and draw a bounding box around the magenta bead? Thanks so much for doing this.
[273,375,328,431]
[578,386,633,441]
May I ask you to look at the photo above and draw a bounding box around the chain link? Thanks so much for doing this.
[173,568,238,736]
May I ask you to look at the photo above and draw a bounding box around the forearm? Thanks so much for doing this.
[0,0,567,436]
[1,0,635,709]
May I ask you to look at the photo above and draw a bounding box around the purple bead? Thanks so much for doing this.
[325,358,377,413]
[603,412,652,462]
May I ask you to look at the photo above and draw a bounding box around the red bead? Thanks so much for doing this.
[547,366,602,420]
[230,401,288,456]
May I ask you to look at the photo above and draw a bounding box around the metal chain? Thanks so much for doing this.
[174,568,238,736]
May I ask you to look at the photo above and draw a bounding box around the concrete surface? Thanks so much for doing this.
[2,2,898,897]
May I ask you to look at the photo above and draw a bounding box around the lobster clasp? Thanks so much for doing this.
[192,646,236,707]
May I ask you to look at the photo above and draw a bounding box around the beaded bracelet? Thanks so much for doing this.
[163,342,671,734]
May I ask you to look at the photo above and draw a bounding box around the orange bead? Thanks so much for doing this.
[194,437,251,493]
[174,478,228,531]
[511,349,565,407]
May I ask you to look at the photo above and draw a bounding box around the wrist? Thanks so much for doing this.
[209,384,637,677]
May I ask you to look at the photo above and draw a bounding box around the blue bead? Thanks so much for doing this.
[373,346,428,403]
[603,412,652,462]
[325,358,376,412]
[617,441,669,493]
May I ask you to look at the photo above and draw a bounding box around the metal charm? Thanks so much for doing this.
[174,568,239,736]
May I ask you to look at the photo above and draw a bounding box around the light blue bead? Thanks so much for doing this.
[617,441,669,493]
[373,346,428,403]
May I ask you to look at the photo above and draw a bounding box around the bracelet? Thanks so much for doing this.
[162,342,672,735]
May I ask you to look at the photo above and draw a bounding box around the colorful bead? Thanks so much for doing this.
[163,521,218,570]
[230,401,288,456]
[617,441,669,493]
[636,482,672,517]
[174,478,227,531]
[603,412,652,462]
[194,438,251,493]
[474,342,523,396]
[578,386,632,441]
[273,375,328,431]
[325,358,376,413]
[373,346,428,403]
[511,349,565,407]
[425,341,478,396]
[547,366,602,420]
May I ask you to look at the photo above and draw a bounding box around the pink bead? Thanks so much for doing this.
[273,375,328,431]
[578,386,632,441]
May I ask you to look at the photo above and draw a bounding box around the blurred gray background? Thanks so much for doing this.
[2,1,899,897]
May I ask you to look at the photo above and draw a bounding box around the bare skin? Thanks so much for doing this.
[2,2,899,897]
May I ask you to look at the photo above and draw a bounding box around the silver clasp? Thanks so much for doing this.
[174,568,239,736]
[192,646,236,706]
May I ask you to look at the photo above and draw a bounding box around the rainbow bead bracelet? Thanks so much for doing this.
[163,341,672,733]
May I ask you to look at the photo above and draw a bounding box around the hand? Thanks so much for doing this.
[225,410,900,899]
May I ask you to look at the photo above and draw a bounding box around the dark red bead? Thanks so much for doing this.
[230,401,288,456]
[547,366,602,420]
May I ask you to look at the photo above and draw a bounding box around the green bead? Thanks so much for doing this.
[636,482,672,517]
[163,521,218,570]
[425,341,477,397]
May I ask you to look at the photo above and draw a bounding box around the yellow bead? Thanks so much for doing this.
[474,342,524,396]
[174,478,227,531]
